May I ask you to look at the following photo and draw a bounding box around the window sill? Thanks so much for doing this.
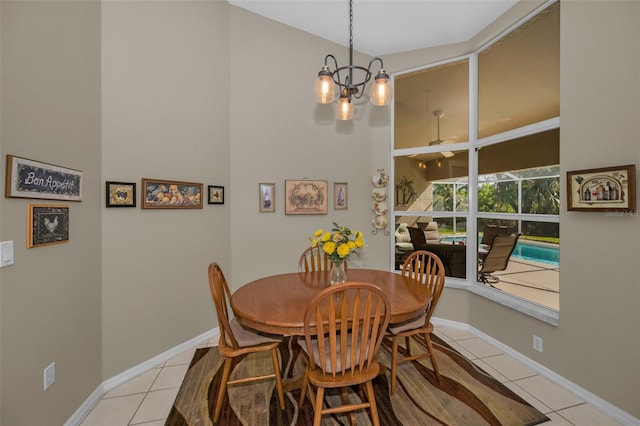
[445,279,559,326]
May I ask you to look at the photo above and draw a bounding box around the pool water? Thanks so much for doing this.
[441,236,560,266]
[512,241,559,266]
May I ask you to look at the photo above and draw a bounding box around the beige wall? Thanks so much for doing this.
[0,0,638,424]
[227,6,391,288]
[0,1,102,425]
[100,0,231,380]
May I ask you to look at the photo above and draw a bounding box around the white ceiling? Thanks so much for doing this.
[227,0,518,56]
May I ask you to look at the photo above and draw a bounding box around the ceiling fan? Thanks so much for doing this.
[428,110,455,158]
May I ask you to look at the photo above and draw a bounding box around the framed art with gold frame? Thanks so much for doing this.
[285,179,328,215]
[334,182,348,210]
[259,182,275,212]
[141,178,203,209]
[27,204,69,248]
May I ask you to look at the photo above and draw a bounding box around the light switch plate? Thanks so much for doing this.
[0,241,14,267]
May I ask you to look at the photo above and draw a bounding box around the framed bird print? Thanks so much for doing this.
[27,204,69,248]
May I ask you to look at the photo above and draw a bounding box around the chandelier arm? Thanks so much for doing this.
[368,57,385,72]
[324,54,339,70]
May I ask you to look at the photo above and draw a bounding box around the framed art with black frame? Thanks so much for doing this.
[208,186,224,204]
[106,181,136,207]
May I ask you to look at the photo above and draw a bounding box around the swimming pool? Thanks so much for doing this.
[512,241,559,266]
[441,236,560,266]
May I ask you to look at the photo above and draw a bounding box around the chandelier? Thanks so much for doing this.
[313,0,393,121]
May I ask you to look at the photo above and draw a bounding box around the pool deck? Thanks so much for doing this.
[488,258,559,310]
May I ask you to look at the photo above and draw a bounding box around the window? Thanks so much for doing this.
[392,2,559,321]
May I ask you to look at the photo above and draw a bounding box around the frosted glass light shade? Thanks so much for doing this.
[370,73,393,106]
[313,75,337,104]
[337,96,354,121]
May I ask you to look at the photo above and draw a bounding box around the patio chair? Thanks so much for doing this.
[478,233,521,286]
[479,225,510,263]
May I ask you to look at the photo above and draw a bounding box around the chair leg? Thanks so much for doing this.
[390,335,399,396]
[405,336,412,355]
[270,348,286,410]
[340,389,355,426]
[214,357,233,423]
[365,380,380,426]
[424,333,441,381]
[313,386,325,426]
[298,368,309,408]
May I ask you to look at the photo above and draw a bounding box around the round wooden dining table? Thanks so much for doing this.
[231,268,432,336]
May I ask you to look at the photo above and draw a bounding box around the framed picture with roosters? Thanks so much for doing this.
[27,204,69,248]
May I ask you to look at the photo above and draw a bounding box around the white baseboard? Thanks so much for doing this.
[432,317,639,426]
[64,328,219,426]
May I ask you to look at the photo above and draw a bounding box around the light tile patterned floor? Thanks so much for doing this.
[78,326,623,425]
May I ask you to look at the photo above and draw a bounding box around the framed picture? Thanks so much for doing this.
[106,181,136,208]
[285,179,328,215]
[259,182,275,213]
[27,204,69,248]
[208,186,224,205]
[567,164,636,212]
[334,182,348,210]
[6,155,82,201]
[141,178,203,209]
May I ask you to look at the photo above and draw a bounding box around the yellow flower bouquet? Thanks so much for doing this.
[308,222,366,265]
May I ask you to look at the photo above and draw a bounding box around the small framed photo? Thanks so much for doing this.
[567,164,636,212]
[334,182,348,210]
[284,179,328,215]
[27,204,69,248]
[141,178,203,209]
[106,181,136,208]
[208,186,224,204]
[259,182,275,213]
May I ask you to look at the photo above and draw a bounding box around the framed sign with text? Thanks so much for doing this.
[5,155,83,202]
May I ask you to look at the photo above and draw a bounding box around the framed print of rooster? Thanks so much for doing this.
[27,204,69,248]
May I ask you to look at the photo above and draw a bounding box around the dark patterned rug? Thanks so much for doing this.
[166,334,549,425]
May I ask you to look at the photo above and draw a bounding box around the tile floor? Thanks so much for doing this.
[78,325,625,426]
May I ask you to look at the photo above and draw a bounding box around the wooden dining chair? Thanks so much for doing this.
[298,282,391,426]
[207,262,285,423]
[387,250,446,395]
[298,245,348,272]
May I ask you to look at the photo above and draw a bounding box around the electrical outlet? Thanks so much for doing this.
[44,362,55,390]
[533,335,543,352]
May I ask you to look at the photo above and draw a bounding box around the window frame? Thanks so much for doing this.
[390,2,560,325]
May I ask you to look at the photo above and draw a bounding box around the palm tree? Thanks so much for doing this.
[395,176,416,206]
[521,177,560,214]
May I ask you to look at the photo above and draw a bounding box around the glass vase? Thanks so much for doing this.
[329,260,347,285]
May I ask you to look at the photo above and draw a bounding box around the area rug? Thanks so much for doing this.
[166,334,549,425]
